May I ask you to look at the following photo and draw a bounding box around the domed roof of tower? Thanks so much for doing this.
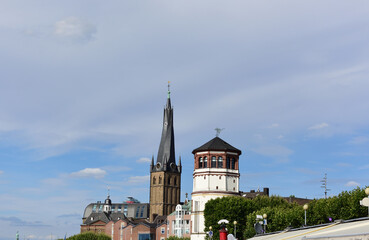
[192,136,242,155]
[104,195,112,205]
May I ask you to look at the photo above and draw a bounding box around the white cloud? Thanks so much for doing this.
[137,157,151,163]
[70,168,106,179]
[41,177,67,187]
[308,122,329,130]
[251,145,293,158]
[348,136,369,145]
[359,164,369,170]
[128,175,150,184]
[54,17,96,42]
[102,166,131,172]
[268,123,279,128]
[336,162,352,167]
[345,181,360,187]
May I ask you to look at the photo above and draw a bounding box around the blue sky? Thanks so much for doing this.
[1,0,369,240]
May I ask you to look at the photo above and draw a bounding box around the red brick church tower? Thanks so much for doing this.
[149,84,181,221]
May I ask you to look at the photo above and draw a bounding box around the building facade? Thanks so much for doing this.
[191,137,242,240]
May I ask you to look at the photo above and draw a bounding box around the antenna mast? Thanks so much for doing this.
[320,173,330,199]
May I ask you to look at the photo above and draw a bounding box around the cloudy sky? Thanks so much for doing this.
[1,0,369,240]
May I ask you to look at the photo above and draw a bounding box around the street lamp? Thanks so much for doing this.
[365,187,369,217]
[233,221,237,237]
[303,204,309,226]
[209,226,213,240]
[263,214,267,233]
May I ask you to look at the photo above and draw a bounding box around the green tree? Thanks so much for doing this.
[67,232,111,240]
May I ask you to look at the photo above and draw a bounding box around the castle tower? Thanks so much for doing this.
[149,84,181,222]
[191,136,242,240]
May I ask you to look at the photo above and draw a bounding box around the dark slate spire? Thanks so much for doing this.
[152,83,178,172]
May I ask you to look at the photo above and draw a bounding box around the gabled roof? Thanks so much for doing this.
[84,212,127,225]
[192,137,242,155]
[84,212,110,225]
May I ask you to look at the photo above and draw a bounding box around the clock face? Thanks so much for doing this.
[156,162,161,170]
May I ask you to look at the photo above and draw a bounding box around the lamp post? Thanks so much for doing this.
[263,214,267,233]
[233,221,237,237]
[209,226,213,240]
[303,204,309,226]
[365,187,369,217]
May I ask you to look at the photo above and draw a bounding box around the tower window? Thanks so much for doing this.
[174,177,177,185]
[153,177,156,184]
[231,158,235,169]
[211,156,216,168]
[199,157,203,168]
[218,157,223,168]
[159,176,162,184]
[168,177,171,185]
[216,186,218,189]
[204,157,208,168]
[226,157,230,169]
[219,176,221,180]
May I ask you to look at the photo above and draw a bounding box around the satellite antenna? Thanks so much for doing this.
[215,128,225,137]
[254,222,263,234]
[320,173,330,199]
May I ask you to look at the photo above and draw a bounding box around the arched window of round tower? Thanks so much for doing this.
[159,176,162,184]
[231,158,236,169]
[174,177,177,185]
[211,156,216,168]
[168,177,171,185]
[226,157,230,169]
[204,157,208,168]
[153,177,156,184]
[199,157,203,168]
[218,157,223,168]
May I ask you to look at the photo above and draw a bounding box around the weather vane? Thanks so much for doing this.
[215,128,224,137]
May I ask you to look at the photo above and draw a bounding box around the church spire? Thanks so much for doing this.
[153,83,177,172]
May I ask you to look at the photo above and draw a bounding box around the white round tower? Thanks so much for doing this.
[190,136,242,240]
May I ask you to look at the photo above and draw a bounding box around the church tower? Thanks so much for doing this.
[149,84,181,222]
[191,136,241,240]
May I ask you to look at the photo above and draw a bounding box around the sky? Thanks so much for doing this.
[1,0,369,240]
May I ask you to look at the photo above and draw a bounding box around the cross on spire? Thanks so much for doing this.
[167,81,171,99]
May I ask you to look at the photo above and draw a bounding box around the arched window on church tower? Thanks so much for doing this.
[218,156,223,168]
[153,177,156,184]
[159,176,162,184]
[174,177,177,185]
[226,157,230,169]
[199,157,203,168]
[168,177,171,185]
[204,157,208,168]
